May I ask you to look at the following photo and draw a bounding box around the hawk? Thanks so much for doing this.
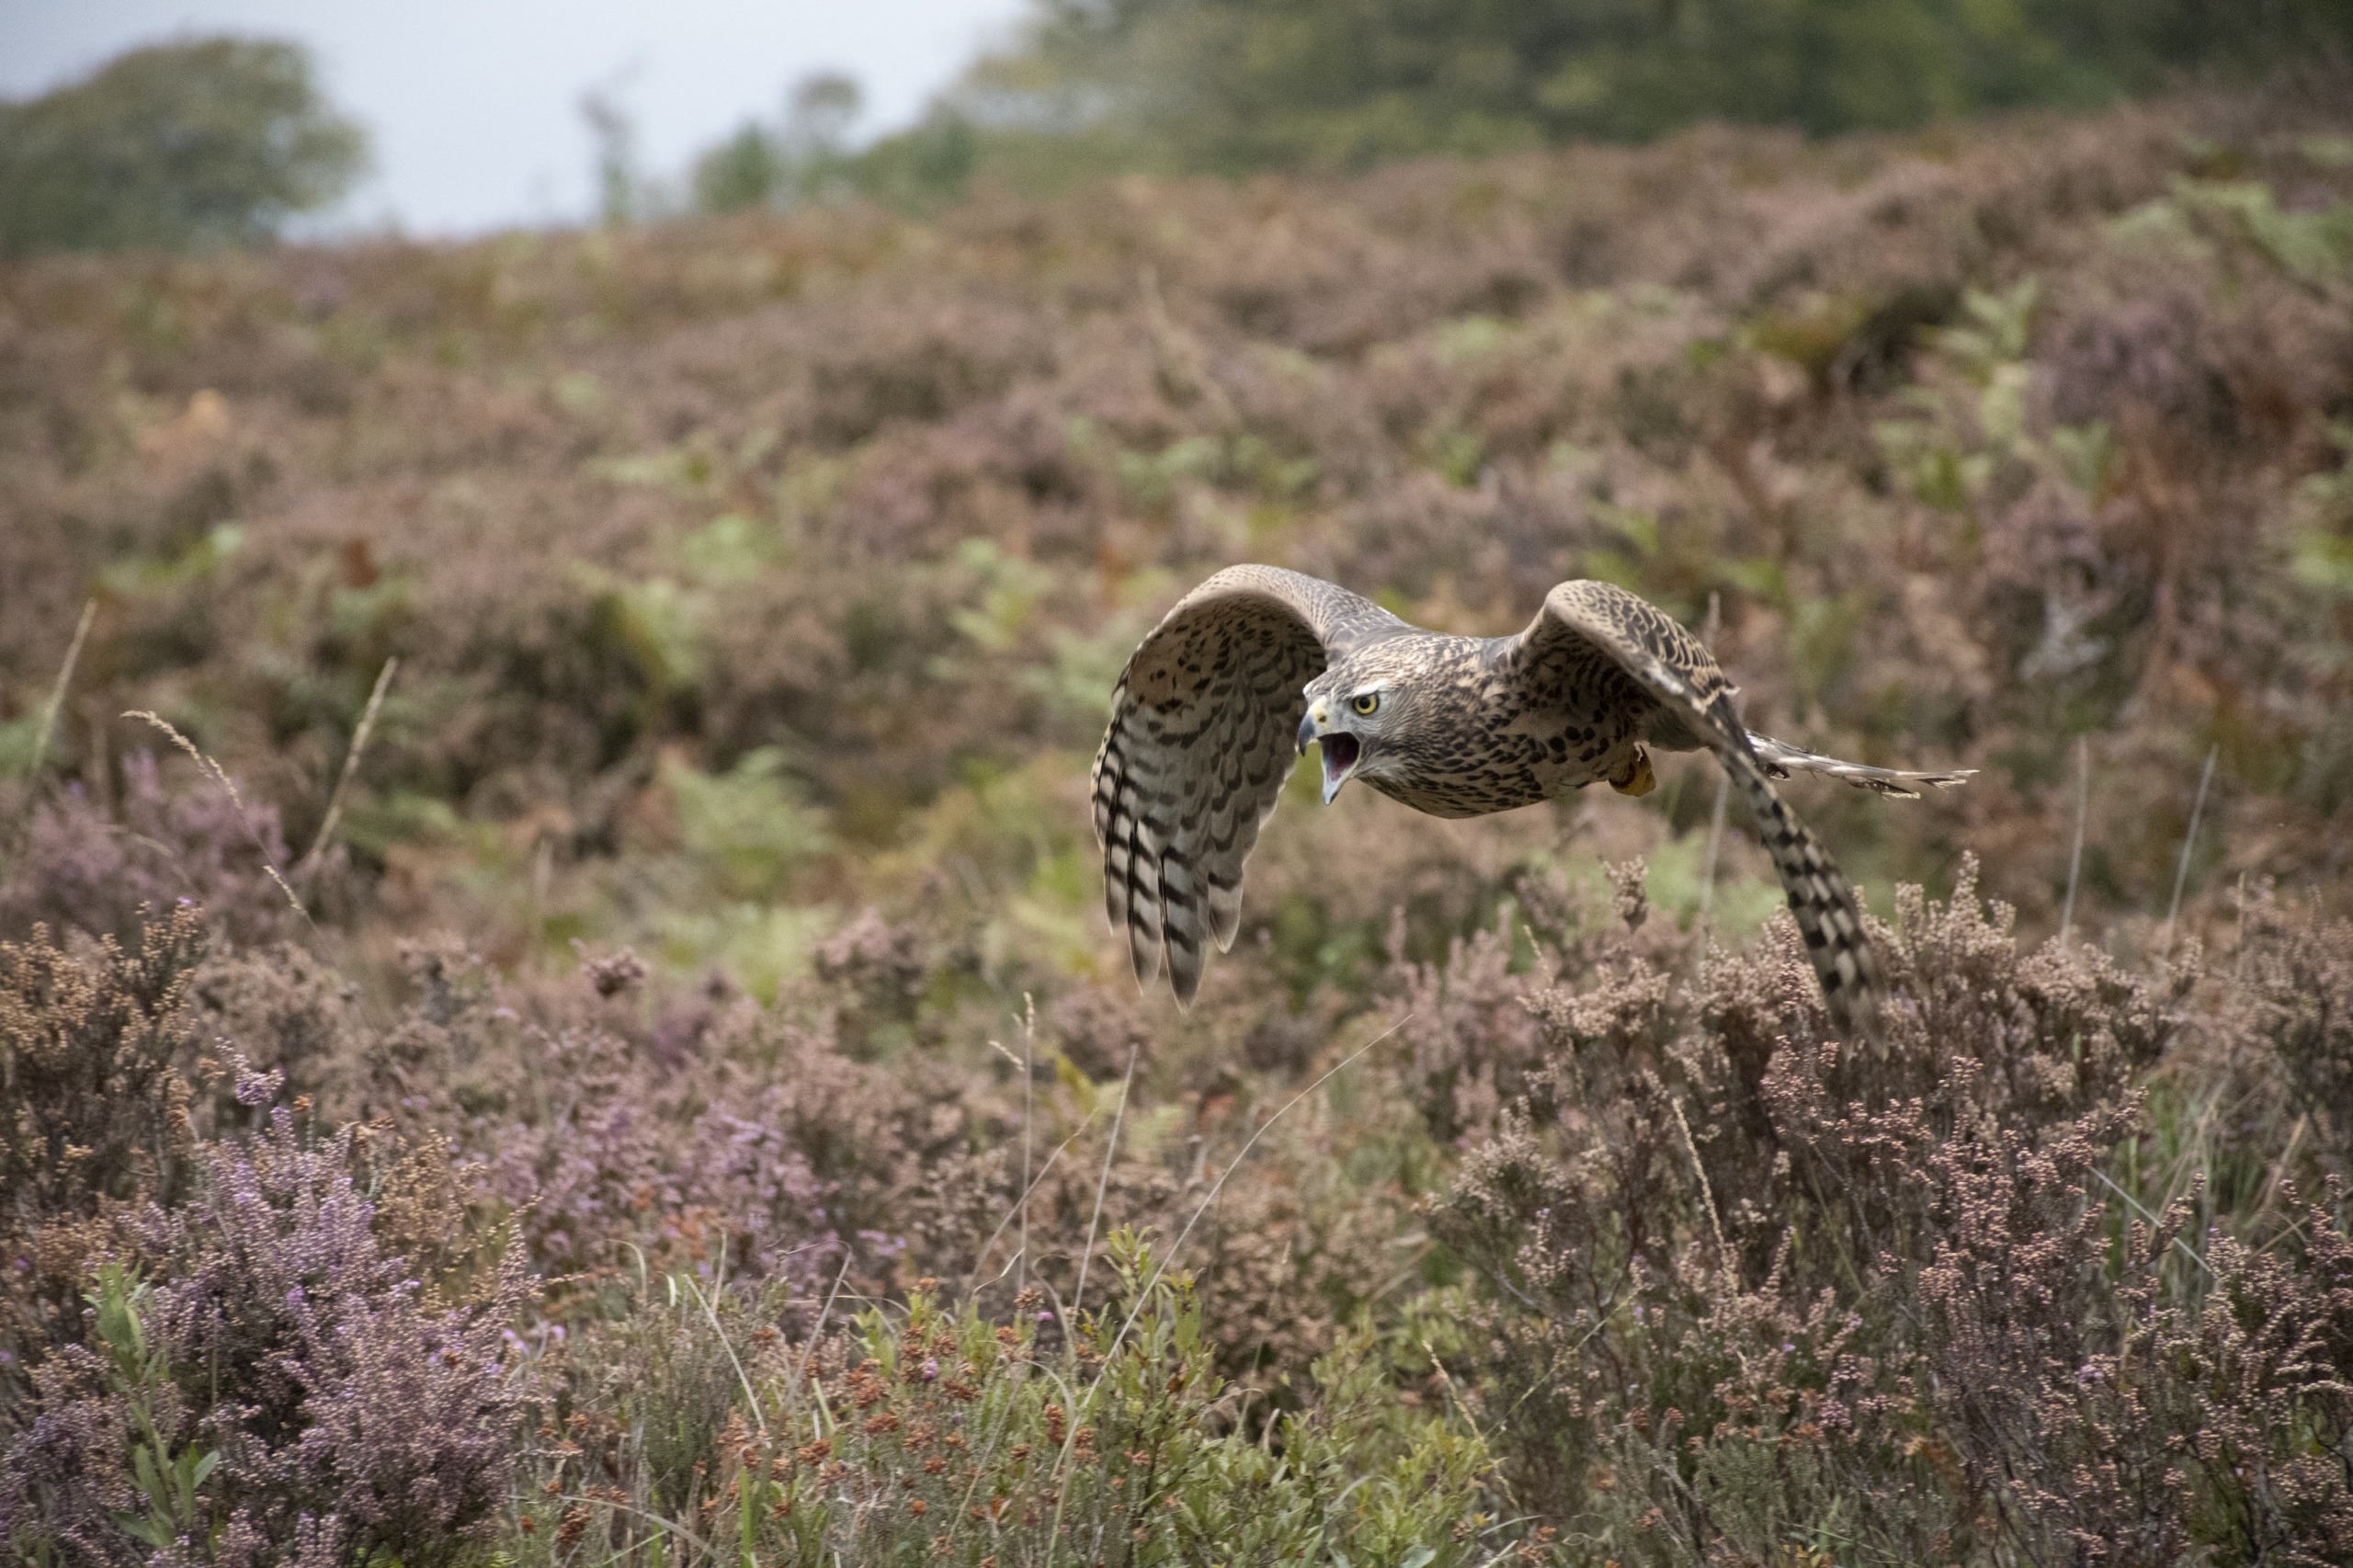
[1090,565,1971,1040]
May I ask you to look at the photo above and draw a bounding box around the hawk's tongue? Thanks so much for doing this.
[1319,733,1360,803]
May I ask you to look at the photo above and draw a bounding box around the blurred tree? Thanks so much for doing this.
[0,37,367,256]
[787,73,865,161]
[581,80,642,226]
[691,72,865,214]
[839,109,983,210]
[953,0,2353,175]
[695,123,788,213]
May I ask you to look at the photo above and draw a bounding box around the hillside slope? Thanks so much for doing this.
[6,86,2353,1566]
[6,90,2352,984]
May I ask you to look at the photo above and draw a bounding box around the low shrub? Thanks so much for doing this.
[3,1103,529,1567]
[3,864,2349,1562]
[1430,858,2353,1563]
[511,1234,1498,1567]
[1,906,206,1365]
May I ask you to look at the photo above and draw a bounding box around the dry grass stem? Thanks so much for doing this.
[966,1109,1099,1289]
[1071,1040,1138,1319]
[298,655,397,878]
[121,708,309,921]
[2061,733,2089,946]
[1699,772,1730,920]
[25,597,94,780]
[1107,1015,1407,1366]
[1670,1092,1733,1273]
[2160,742,2219,958]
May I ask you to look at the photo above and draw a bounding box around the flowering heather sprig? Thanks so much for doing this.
[132,1108,534,1566]
[0,905,207,1362]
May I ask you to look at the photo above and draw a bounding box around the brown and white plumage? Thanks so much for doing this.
[1089,565,1971,1041]
[1089,568,1406,1003]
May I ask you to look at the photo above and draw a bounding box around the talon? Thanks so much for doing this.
[1608,746,1656,797]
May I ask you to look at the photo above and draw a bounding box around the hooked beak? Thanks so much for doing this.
[1295,701,1360,804]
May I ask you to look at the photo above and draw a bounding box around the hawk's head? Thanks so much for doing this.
[1295,642,1449,803]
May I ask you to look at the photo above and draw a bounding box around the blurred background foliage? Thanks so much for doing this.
[0,37,367,256]
[927,0,2353,180]
[817,0,2353,205]
[9,4,2350,239]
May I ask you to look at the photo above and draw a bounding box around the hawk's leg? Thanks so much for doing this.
[1608,744,1657,797]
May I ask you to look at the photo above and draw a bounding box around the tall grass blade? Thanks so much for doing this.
[26,598,96,779]
[299,654,397,879]
[968,1108,1099,1290]
[2160,743,2218,959]
[1698,772,1730,919]
[686,1236,764,1433]
[1021,994,1034,1295]
[1071,1040,1137,1319]
[1104,1015,1405,1368]
[2060,733,2088,946]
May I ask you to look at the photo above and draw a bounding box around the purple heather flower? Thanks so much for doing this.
[233,1054,286,1108]
[920,1358,939,1381]
[126,1114,537,1561]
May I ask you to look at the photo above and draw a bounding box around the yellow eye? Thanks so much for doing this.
[1349,692,1381,716]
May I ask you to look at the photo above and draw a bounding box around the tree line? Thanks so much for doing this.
[5,1,2347,253]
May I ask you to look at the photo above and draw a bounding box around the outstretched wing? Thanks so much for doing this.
[1512,580,1885,1045]
[1093,565,1407,1005]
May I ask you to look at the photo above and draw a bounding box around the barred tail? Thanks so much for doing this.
[1724,750,1885,1048]
[1745,732,1975,798]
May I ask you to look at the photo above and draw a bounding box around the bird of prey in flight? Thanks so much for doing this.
[1090,565,1970,1040]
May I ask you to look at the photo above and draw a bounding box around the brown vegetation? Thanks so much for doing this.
[6,83,2353,1563]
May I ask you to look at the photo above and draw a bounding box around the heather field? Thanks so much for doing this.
[7,83,2353,1565]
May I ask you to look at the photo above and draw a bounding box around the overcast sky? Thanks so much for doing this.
[0,0,1029,236]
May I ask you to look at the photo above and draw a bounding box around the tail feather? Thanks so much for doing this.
[1724,748,1885,1049]
[1747,733,1974,799]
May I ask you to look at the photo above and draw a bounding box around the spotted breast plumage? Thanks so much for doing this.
[1089,564,1972,1042]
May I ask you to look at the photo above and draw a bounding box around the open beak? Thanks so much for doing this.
[1296,703,1359,804]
